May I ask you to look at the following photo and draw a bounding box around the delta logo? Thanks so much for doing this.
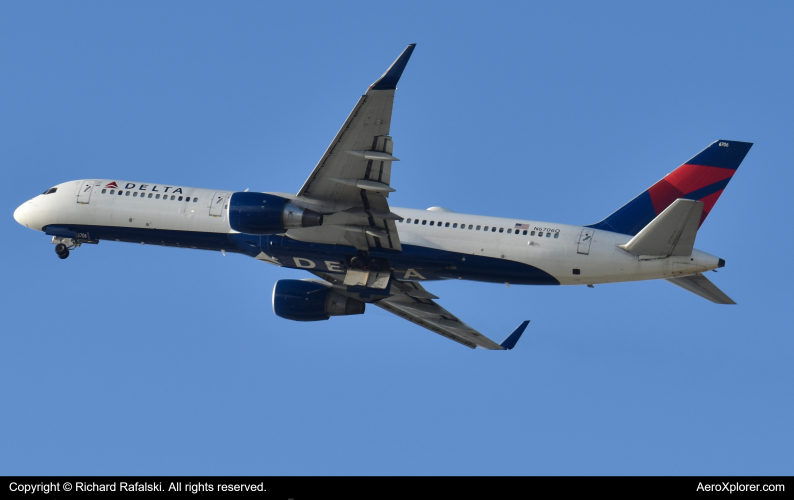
[105,182,118,189]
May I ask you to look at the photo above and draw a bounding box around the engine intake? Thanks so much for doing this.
[272,280,365,322]
[229,192,323,234]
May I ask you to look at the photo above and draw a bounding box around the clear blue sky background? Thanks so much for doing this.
[2,1,792,475]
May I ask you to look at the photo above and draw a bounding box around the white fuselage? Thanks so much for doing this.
[14,179,723,285]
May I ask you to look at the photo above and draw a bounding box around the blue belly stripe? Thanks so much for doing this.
[44,224,560,285]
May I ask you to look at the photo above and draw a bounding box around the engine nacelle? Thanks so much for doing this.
[272,280,366,322]
[229,192,323,234]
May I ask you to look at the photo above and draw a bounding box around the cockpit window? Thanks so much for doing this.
[41,188,57,195]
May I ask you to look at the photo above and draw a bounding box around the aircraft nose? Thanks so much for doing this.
[13,203,28,227]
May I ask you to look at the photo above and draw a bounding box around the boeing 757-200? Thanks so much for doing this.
[13,44,752,349]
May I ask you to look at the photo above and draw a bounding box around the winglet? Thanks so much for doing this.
[370,44,417,90]
[499,321,530,350]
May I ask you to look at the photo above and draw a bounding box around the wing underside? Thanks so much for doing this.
[310,271,528,350]
[292,45,418,252]
[665,273,736,304]
[376,293,504,349]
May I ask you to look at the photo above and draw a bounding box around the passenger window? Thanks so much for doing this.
[492,227,497,232]
[178,196,183,201]
[148,193,153,198]
[507,229,512,233]
[110,190,115,195]
[523,230,527,235]
[186,197,190,202]
[453,223,457,228]
[414,219,419,224]
[126,191,130,196]
[476,225,481,230]
[406,218,411,223]
[429,221,434,226]
[468,225,473,229]
[156,194,160,199]
[554,233,559,238]
[422,220,427,225]
[546,233,550,238]
[101,189,106,194]
[171,195,175,200]
[484,226,488,231]
[499,228,504,233]
[133,192,138,197]
[193,198,198,202]
[538,232,543,237]
[530,231,535,236]
[445,222,450,227]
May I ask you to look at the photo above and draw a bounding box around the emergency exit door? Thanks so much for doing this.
[209,192,228,217]
[577,229,595,255]
[77,180,97,204]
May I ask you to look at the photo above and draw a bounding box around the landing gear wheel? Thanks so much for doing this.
[57,249,70,259]
[55,243,68,255]
[350,256,366,269]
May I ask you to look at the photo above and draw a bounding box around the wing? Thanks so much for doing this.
[377,290,530,350]
[310,271,528,350]
[290,44,416,252]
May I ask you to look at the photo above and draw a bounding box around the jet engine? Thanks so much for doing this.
[229,192,323,234]
[272,280,365,322]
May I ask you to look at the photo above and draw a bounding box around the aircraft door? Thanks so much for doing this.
[577,229,594,255]
[77,180,97,204]
[209,192,228,217]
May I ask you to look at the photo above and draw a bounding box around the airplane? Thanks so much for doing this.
[13,44,752,350]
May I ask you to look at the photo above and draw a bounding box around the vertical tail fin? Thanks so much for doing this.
[588,140,753,236]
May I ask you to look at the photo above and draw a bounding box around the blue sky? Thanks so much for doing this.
[2,1,792,475]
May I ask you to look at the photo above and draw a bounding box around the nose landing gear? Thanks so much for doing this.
[51,235,98,260]
[55,243,70,259]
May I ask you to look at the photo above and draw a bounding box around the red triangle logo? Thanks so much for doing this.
[105,182,118,189]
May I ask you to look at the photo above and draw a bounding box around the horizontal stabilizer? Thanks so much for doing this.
[665,273,736,304]
[619,199,702,256]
